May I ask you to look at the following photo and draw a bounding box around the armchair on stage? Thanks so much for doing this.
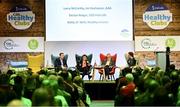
[98,53,117,80]
[27,54,44,73]
[75,54,93,80]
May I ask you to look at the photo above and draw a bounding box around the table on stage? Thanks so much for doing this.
[91,66,123,81]
[92,66,106,81]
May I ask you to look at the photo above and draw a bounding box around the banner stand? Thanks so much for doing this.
[155,51,166,71]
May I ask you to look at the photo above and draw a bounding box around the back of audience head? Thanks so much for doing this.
[125,73,134,83]
[7,70,14,76]
[154,86,173,105]
[32,87,53,106]
[7,99,23,107]
[142,67,150,75]
[13,76,24,99]
[26,75,37,90]
[170,71,178,81]
[73,76,83,87]
[145,79,159,93]
[0,74,9,86]
[169,64,176,71]
[57,76,65,90]
[122,67,132,77]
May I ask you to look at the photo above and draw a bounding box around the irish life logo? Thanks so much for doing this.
[4,39,19,50]
[143,3,172,30]
[7,5,35,30]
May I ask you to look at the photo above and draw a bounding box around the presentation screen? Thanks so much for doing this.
[46,0,133,41]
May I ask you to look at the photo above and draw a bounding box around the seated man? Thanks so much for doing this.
[54,53,68,72]
[102,53,114,80]
[77,54,92,80]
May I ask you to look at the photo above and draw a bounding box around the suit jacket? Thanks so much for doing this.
[54,58,68,68]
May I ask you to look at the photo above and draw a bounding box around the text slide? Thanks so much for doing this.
[46,0,133,41]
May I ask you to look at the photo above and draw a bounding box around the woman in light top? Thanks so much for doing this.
[102,53,114,80]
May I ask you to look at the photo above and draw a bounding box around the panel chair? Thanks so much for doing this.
[98,53,117,80]
[27,54,44,73]
[75,54,93,80]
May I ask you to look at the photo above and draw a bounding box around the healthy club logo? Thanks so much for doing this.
[141,38,157,49]
[143,3,172,30]
[165,38,176,48]
[28,39,39,50]
[4,39,18,50]
[7,5,35,30]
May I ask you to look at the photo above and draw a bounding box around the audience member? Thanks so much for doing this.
[125,52,136,67]
[7,99,23,107]
[32,87,54,106]
[0,60,179,106]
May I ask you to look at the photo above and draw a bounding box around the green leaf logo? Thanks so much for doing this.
[28,39,38,50]
[165,38,176,48]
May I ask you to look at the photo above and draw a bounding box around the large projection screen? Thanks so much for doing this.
[46,0,133,41]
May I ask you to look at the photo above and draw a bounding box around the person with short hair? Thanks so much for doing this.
[54,53,68,72]
[126,52,136,67]
[32,87,54,106]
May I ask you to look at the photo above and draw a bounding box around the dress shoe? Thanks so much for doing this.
[88,75,92,80]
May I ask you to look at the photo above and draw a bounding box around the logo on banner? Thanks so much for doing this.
[143,3,172,30]
[165,38,176,48]
[28,39,39,50]
[3,39,19,50]
[141,38,157,49]
[120,29,130,38]
[7,5,35,30]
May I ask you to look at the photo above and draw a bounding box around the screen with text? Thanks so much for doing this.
[46,0,133,41]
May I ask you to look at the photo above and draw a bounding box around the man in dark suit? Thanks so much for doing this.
[54,53,68,72]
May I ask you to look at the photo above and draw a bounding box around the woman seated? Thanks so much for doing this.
[125,52,136,67]
[77,55,92,80]
[102,53,115,80]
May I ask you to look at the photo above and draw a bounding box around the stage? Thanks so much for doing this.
[84,80,116,100]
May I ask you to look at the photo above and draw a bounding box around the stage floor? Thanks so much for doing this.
[84,80,115,84]
[90,100,114,107]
